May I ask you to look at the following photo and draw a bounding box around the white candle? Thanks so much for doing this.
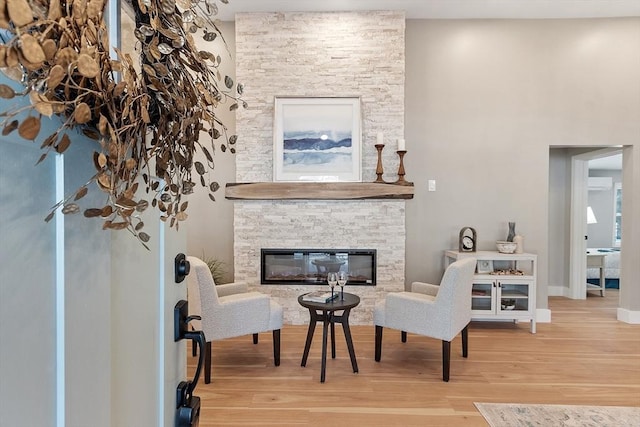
[376,132,383,145]
[398,138,406,151]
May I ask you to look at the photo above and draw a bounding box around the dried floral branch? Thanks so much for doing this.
[0,0,242,244]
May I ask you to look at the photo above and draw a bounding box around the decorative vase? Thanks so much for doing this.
[507,222,516,242]
[513,234,524,254]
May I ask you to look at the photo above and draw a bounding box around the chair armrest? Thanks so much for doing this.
[216,282,249,297]
[219,292,270,311]
[211,292,273,339]
[411,281,439,297]
[387,291,435,309]
[384,292,435,327]
[384,292,448,338]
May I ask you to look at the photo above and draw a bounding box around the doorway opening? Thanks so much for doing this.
[568,148,623,301]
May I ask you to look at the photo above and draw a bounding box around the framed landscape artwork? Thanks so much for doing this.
[273,97,362,182]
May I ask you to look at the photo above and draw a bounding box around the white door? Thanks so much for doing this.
[0,133,59,426]
[0,74,187,426]
[0,81,114,425]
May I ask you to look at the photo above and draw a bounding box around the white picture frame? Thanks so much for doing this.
[273,97,362,182]
[477,260,494,274]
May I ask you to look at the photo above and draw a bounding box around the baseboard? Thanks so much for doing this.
[547,285,570,297]
[536,308,551,323]
[617,308,640,324]
[531,308,635,324]
[541,287,636,324]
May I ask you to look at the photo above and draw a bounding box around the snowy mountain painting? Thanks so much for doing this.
[283,131,352,172]
[281,103,354,174]
[274,98,361,182]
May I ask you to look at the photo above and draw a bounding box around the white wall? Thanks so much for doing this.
[620,145,640,320]
[184,17,640,315]
[404,18,640,312]
[186,21,238,284]
[548,148,572,290]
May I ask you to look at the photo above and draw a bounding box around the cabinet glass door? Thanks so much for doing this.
[497,281,530,313]
[471,280,494,314]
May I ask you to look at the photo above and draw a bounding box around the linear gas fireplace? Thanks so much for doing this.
[261,249,376,286]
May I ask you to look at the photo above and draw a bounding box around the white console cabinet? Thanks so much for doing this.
[445,250,537,333]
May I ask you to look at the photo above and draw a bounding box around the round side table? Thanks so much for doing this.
[298,292,360,383]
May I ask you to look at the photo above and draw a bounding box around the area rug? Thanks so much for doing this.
[474,402,640,427]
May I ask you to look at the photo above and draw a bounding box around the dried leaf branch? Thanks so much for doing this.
[0,0,242,245]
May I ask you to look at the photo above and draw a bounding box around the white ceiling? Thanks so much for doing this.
[214,0,640,21]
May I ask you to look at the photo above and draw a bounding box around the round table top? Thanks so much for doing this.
[298,292,360,311]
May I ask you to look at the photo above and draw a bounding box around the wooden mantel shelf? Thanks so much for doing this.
[225,182,414,200]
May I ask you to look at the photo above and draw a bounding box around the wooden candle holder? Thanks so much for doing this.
[394,150,413,186]
[374,144,386,183]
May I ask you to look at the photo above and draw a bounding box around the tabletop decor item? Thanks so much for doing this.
[374,142,386,183]
[394,149,409,185]
[301,291,338,303]
[507,222,516,242]
[327,272,338,299]
[476,260,494,274]
[513,234,524,253]
[501,299,516,310]
[459,227,477,252]
[393,139,413,186]
[491,269,525,276]
[496,241,517,254]
[337,271,348,300]
[0,0,241,246]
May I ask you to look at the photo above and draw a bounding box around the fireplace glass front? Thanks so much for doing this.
[261,249,376,286]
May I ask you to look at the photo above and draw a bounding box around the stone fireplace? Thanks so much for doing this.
[232,11,406,325]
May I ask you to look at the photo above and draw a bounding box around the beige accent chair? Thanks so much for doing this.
[373,257,476,381]
[186,256,283,383]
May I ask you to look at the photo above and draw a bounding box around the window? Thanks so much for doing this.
[613,182,622,247]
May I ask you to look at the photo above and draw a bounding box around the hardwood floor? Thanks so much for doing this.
[187,290,640,426]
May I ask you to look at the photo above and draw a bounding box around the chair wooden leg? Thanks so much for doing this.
[462,324,469,358]
[374,325,383,362]
[273,329,281,366]
[204,341,212,384]
[401,331,407,343]
[442,340,451,382]
[253,333,259,344]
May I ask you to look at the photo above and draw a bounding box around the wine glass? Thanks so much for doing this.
[337,271,347,300]
[327,272,338,299]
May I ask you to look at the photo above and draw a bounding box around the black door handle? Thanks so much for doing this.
[175,253,190,283]
[175,299,206,427]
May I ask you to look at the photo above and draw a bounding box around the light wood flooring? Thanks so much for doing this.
[187,290,640,426]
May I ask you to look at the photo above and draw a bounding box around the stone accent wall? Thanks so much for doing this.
[235,11,405,182]
[234,11,406,324]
